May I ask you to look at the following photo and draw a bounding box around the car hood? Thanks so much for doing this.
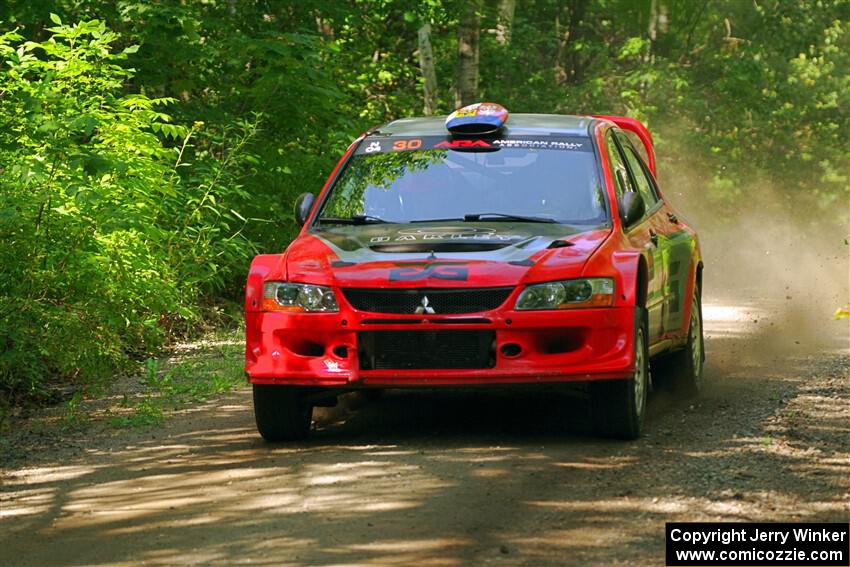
[285,222,611,288]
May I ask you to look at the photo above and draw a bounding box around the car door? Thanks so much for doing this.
[605,130,666,343]
[618,136,694,337]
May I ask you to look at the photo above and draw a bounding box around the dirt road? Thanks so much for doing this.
[1,291,848,566]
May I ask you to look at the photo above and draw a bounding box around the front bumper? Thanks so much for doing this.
[245,306,637,387]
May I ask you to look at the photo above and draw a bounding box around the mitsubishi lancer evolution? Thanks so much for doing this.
[244,103,704,441]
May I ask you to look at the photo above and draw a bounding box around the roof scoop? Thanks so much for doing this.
[445,102,509,135]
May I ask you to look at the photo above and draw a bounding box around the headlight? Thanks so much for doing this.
[262,282,339,312]
[515,278,614,310]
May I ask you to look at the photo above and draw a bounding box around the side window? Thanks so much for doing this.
[622,144,659,208]
[605,131,635,201]
[621,130,650,167]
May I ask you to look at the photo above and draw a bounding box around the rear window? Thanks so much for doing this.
[318,136,608,226]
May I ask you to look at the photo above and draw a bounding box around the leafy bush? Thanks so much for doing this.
[0,18,251,399]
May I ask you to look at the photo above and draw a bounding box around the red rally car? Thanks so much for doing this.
[245,103,704,441]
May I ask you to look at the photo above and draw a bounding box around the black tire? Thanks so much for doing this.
[253,384,313,441]
[591,307,649,440]
[344,389,382,410]
[362,388,385,402]
[653,290,704,396]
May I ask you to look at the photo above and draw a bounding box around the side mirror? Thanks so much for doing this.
[294,192,315,226]
[620,191,645,227]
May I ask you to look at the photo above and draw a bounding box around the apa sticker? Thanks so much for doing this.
[434,139,492,149]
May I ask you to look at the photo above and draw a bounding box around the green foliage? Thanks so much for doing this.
[0,19,250,399]
[61,391,90,430]
[474,0,850,213]
[111,336,243,427]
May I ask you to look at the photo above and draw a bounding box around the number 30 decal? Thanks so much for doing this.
[392,139,423,151]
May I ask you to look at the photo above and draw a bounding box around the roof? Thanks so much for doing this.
[376,113,595,137]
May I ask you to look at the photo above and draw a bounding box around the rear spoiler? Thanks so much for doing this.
[592,115,656,177]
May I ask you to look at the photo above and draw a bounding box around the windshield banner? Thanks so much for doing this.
[355,135,592,155]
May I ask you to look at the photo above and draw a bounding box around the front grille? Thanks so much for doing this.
[358,330,495,370]
[342,287,512,314]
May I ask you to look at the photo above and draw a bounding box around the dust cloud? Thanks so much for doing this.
[659,151,850,363]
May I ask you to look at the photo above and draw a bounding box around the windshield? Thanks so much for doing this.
[317,136,608,225]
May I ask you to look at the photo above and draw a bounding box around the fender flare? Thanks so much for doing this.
[679,253,704,334]
[245,254,286,312]
[611,249,648,308]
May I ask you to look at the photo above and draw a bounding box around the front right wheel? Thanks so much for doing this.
[590,307,649,440]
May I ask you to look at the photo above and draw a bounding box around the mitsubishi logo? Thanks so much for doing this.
[415,296,436,314]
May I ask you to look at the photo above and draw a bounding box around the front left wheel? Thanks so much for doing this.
[590,307,649,440]
[253,384,313,441]
[653,289,704,396]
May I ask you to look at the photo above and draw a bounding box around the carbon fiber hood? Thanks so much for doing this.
[286,222,611,288]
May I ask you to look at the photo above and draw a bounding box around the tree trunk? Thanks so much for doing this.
[567,0,586,85]
[456,0,481,108]
[554,1,586,85]
[554,8,568,84]
[495,0,516,45]
[418,23,438,115]
[647,0,658,64]
[315,16,334,39]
